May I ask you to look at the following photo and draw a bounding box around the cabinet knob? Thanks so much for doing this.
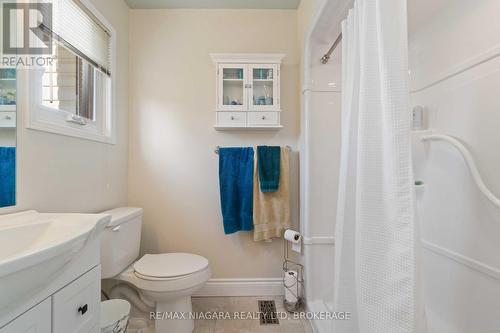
[231,116,235,120]
[261,116,266,120]
[5,115,11,120]
[78,304,88,315]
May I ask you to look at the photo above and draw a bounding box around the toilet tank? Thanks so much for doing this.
[100,207,143,279]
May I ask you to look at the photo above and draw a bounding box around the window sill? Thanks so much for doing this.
[26,117,116,144]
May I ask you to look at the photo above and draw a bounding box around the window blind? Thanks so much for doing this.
[40,0,111,76]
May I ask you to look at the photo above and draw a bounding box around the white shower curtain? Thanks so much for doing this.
[333,0,419,332]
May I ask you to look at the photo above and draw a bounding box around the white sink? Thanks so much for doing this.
[0,210,110,311]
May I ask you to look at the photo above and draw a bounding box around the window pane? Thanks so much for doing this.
[77,58,95,121]
[42,42,96,121]
[42,43,77,113]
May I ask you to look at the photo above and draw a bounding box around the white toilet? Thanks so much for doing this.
[100,207,211,333]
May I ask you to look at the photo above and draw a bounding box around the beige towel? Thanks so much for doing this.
[253,147,291,241]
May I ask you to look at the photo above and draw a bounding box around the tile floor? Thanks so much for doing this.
[192,296,313,333]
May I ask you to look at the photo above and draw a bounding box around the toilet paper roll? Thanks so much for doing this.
[284,229,301,243]
[284,229,302,253]
[284,270,301,304]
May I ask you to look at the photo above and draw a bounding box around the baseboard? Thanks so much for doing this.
[193,278,284,297]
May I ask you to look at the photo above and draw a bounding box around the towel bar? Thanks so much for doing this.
[214,145,292,155]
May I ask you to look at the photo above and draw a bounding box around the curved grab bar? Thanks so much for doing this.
[421,134,500,208]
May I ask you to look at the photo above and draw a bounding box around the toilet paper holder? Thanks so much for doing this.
[282,230,304,313]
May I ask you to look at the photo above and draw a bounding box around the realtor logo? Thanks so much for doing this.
[2,2,52,55]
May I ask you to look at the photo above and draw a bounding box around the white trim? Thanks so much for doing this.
[302,86,342,94]
[24,0,117,145]
[300,0,352,247]
[421,240,500,282]
[193,278,284,297]
[303,236,335,245]
[410,42,500,93]
[210,53,285,64]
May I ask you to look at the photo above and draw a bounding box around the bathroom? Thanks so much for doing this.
[1,0,499,332]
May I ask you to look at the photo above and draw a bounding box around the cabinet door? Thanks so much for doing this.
[52,265,100,333]
[0,298,51,333]
[218,64,247,111]
[248,64,279,111]
[0,68,16,111]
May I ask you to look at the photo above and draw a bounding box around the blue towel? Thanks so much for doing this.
[257,146,281,192]
[218,147,254,234]
[0,147,16,207]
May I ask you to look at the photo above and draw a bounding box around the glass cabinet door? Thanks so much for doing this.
[0,69,17,111]
[218,64,247,110]
[249,64,279,111]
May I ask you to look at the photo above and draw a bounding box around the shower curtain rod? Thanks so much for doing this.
[321,33,343,64]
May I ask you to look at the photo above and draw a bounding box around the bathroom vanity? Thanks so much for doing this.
[211,53,284,130]
[0,211,110,333]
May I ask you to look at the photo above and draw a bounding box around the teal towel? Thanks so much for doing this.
[257,146,281,192]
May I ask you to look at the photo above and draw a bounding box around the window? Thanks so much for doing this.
[27,0,115,144]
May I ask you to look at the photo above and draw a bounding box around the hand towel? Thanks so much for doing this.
[257,146,281,192]
[0,147,15,207]
[218,147,254,234]
[253,146,291,241]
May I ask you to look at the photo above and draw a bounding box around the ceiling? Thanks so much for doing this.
[126,0,301,9]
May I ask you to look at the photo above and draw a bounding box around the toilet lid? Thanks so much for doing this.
[133,253,209,278]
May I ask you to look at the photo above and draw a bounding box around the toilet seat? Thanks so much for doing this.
[115,253,211,293]
[134,253,209,279]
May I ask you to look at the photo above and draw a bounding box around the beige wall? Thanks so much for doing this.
[128,9,300,278]
[0,0,129,214]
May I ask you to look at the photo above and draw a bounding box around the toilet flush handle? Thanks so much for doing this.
[111,225,121,232]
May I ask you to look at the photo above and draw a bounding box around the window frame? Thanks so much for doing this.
[25,0,117,145]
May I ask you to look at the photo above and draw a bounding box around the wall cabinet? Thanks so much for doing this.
[211,54,284,130]
[0,69,16,128]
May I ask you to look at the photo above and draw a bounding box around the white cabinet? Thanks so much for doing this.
[0,68,16,128]
[216,111,247,127]
[211,53,284,129]
[0,266,100,333]
[52,266,100,333]
[0,112,16,128]
[0,298,51,333]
